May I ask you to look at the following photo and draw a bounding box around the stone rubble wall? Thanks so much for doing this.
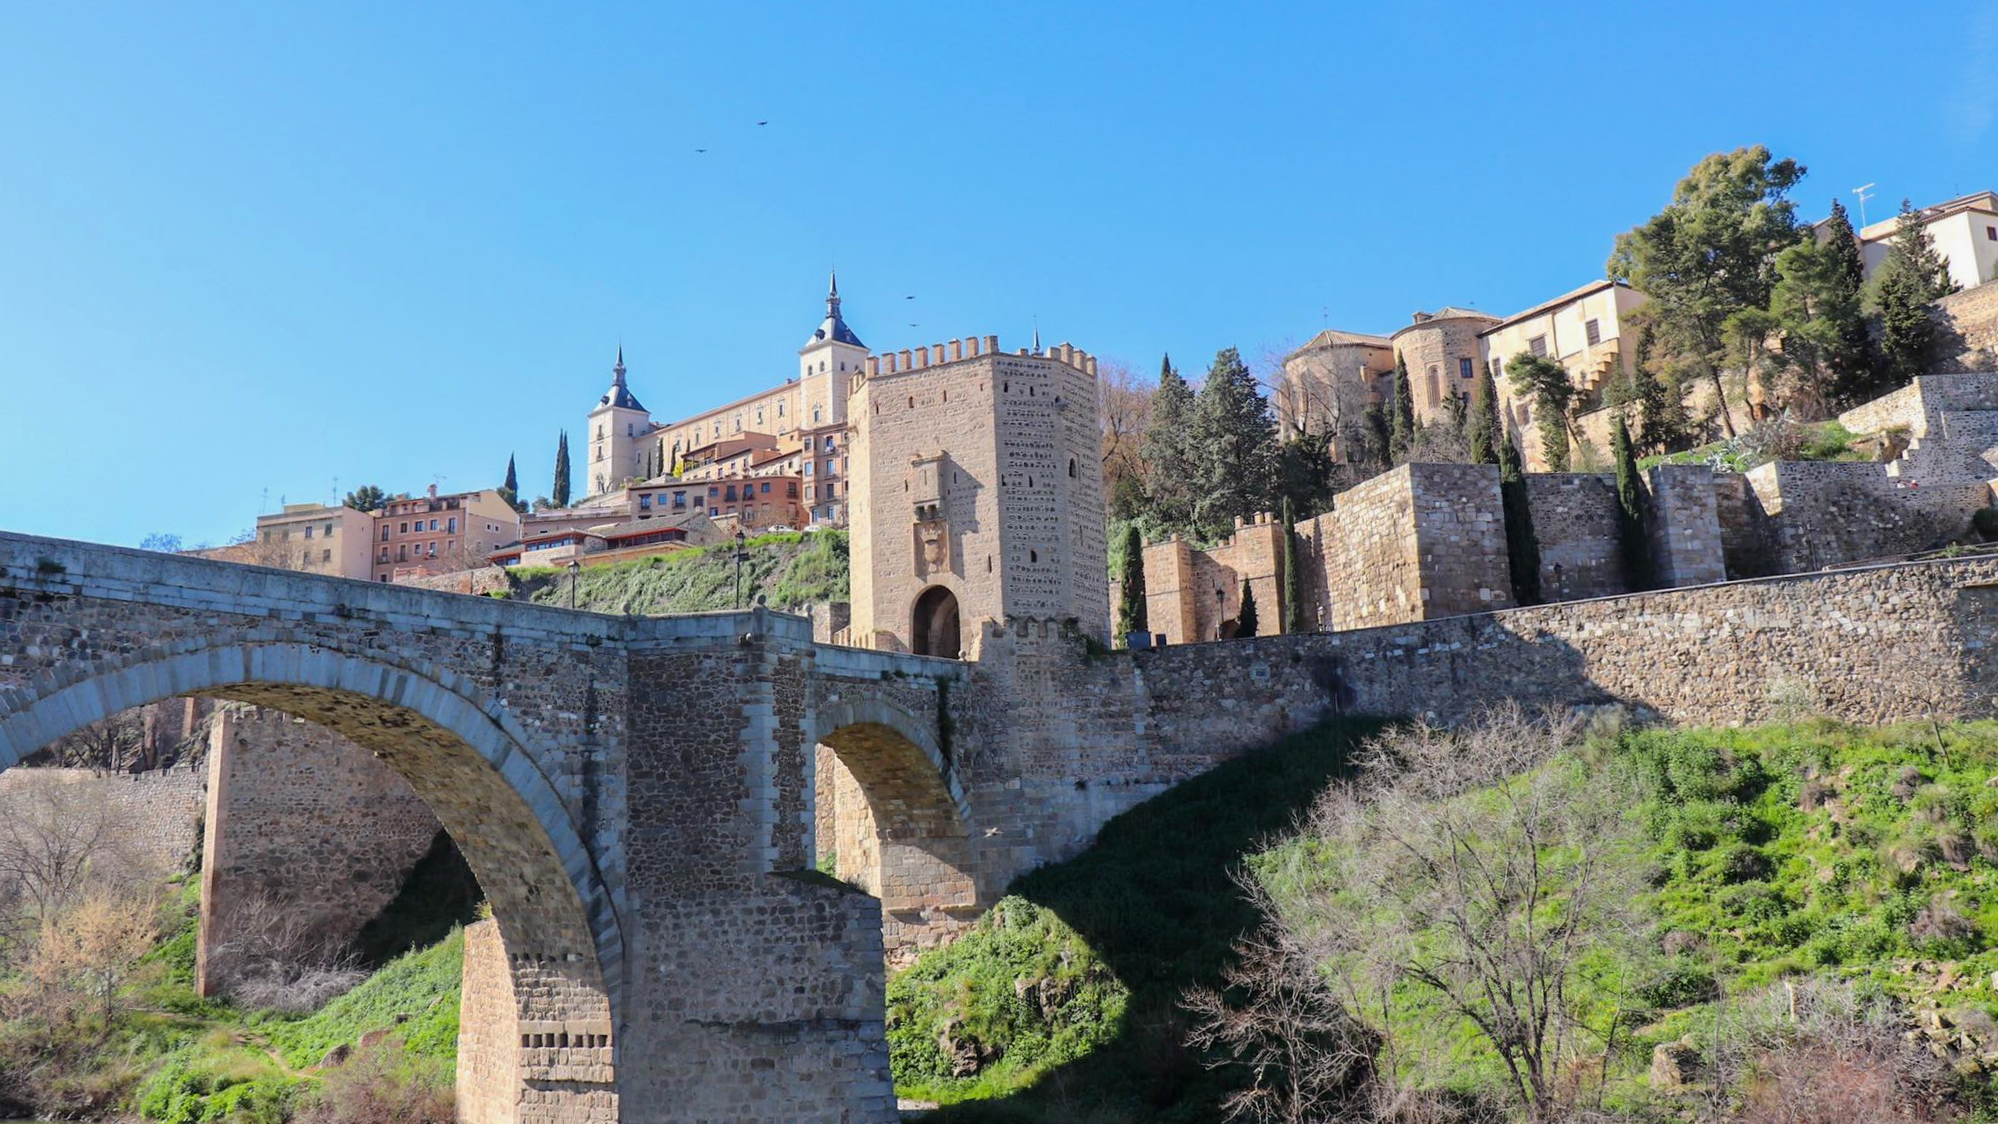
[398,565,514,597]
[197,704,443,996]
[1738,460,1990,572]
[0,762,204,878]
[1934,285,1998,375]
[1523,473,1624,602]
[952,556,1998,890]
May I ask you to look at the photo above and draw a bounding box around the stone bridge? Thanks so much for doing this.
[0,531,975,1123]
[12,530,1998,1121]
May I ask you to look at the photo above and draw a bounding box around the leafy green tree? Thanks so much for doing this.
[1190,348,1278,541]
[1468,361,1502,466]
[1388,354,1416,462]
[552,431,573,509]
[1499,429,1541,605]
[1870,198,1960,386]
[1236,578,1258,639]
[1611,415,1651,591]
[343,484,387,513]
[1141,354,1199,536]
[1117,522,1148,639]
[1505,352,1575,472]
[1280,496,1304,634]
[1608,147,1809,438]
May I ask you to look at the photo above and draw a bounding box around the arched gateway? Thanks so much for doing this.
[0,531,973,1124]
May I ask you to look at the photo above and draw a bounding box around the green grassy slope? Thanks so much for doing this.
[508,529,848,616]
[891,717,1998,1120]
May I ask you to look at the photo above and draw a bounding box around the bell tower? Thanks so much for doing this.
[798,269,868,429]
[586,346,651,497]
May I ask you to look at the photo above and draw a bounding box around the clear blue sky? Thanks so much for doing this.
[3,2,1994,549]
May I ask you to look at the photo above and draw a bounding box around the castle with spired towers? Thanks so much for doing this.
[583,273,1112,656]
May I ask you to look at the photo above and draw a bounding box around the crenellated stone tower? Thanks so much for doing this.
[848,336,1110,657]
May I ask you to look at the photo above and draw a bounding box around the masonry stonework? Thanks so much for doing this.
[198,703,442,995]
[849,340,1110,656]
[0,763,204,877]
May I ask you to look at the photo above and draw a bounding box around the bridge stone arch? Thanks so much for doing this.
[808,693,979,963]
[0,638,623,1122]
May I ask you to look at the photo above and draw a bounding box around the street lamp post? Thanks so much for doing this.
[568,559,581,610]
[733,529,748,609]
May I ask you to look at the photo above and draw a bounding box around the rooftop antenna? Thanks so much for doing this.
[1852,183,1876,229]
[330,475,340,506]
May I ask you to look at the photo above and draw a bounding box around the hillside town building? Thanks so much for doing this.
[584,272,864,525]
[250,502,375,579]
[371,486,519,583]
[1277,281,1649,470]
[1850,190,1998,293]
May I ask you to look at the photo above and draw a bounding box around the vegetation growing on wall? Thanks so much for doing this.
[511,530,848,615]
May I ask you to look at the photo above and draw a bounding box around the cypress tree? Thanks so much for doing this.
[553,430,572,508]
[1469,361,1502,465]
[1871,199,1958,387]
[1142,354,1198,536]
[1498,426,1541,606]
[1280,495,1304,634]
[503,454,519,497]
[1117,522,1148,639]
[1236,578,1259,639]
[1388,353,1415,463]
[1611,414,1652,591]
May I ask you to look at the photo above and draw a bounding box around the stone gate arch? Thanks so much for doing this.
[0,640,622,1123]
[809,696,979,963]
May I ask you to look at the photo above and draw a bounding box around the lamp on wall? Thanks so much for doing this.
[733,529,749,608]
[567,559,582,610]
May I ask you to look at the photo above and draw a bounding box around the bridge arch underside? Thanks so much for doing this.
[813,705,979,965]
[0,644,619,1124]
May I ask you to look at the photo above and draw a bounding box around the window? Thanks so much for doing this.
[379,548,389,562]
[400,522,409,533]
[1585,319,1602,346]
[429,519,439,531]
[379,526,388,541]
[323,549,332,562]
[813,407,822,423]
[639,495,652,510]
[447,517,457,533]
[304,526,314,539]
[1459,357,1474,380]
[806,462,814,476]
[760,481,771,494]
[788,482,799,498]
[325,522,334,537]
[1528,335,1548,357]
[1988,225,1996,241]
[1494,356,1505,377]
[824,435,836,450]
[725,485,737,501]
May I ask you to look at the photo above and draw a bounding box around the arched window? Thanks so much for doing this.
[1067,459,1077,478]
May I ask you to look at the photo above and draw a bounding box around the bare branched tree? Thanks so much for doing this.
[1099,358,1156,515]
[208,890,366,1012]
[0,782,149,960]
[1294,704,1645,1122]
[1183,876,1375,1124]
[1716,979,1961,1124]
[30,710,147,770]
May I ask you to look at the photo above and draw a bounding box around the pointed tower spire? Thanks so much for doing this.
[1031,317,1041,355]
[613,344,627,386]
[827,267,842,321]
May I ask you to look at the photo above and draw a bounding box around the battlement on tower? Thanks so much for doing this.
[859,336,1101,381]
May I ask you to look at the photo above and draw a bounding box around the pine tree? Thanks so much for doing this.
[1117,522,1148,639]
[1142,354,1198,536]
[1469,361,1502,466]
[1498,428,1541,606]
[1388,354,1415,463]
[1870,198,1959,387]
[1819,199,1876,400]
[1280,495,1304,634]
[1611,414,1652,591]
[1236,578,1258,639]
[1189,348,1278,541]
[553,431,572,509]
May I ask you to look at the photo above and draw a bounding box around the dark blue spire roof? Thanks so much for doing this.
[597,345,646,412]
[806,268,865,350]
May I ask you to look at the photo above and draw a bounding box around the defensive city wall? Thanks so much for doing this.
[1134,372,1998,644]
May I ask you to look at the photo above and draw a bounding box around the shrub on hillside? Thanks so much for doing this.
[289,1041,453,1124]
